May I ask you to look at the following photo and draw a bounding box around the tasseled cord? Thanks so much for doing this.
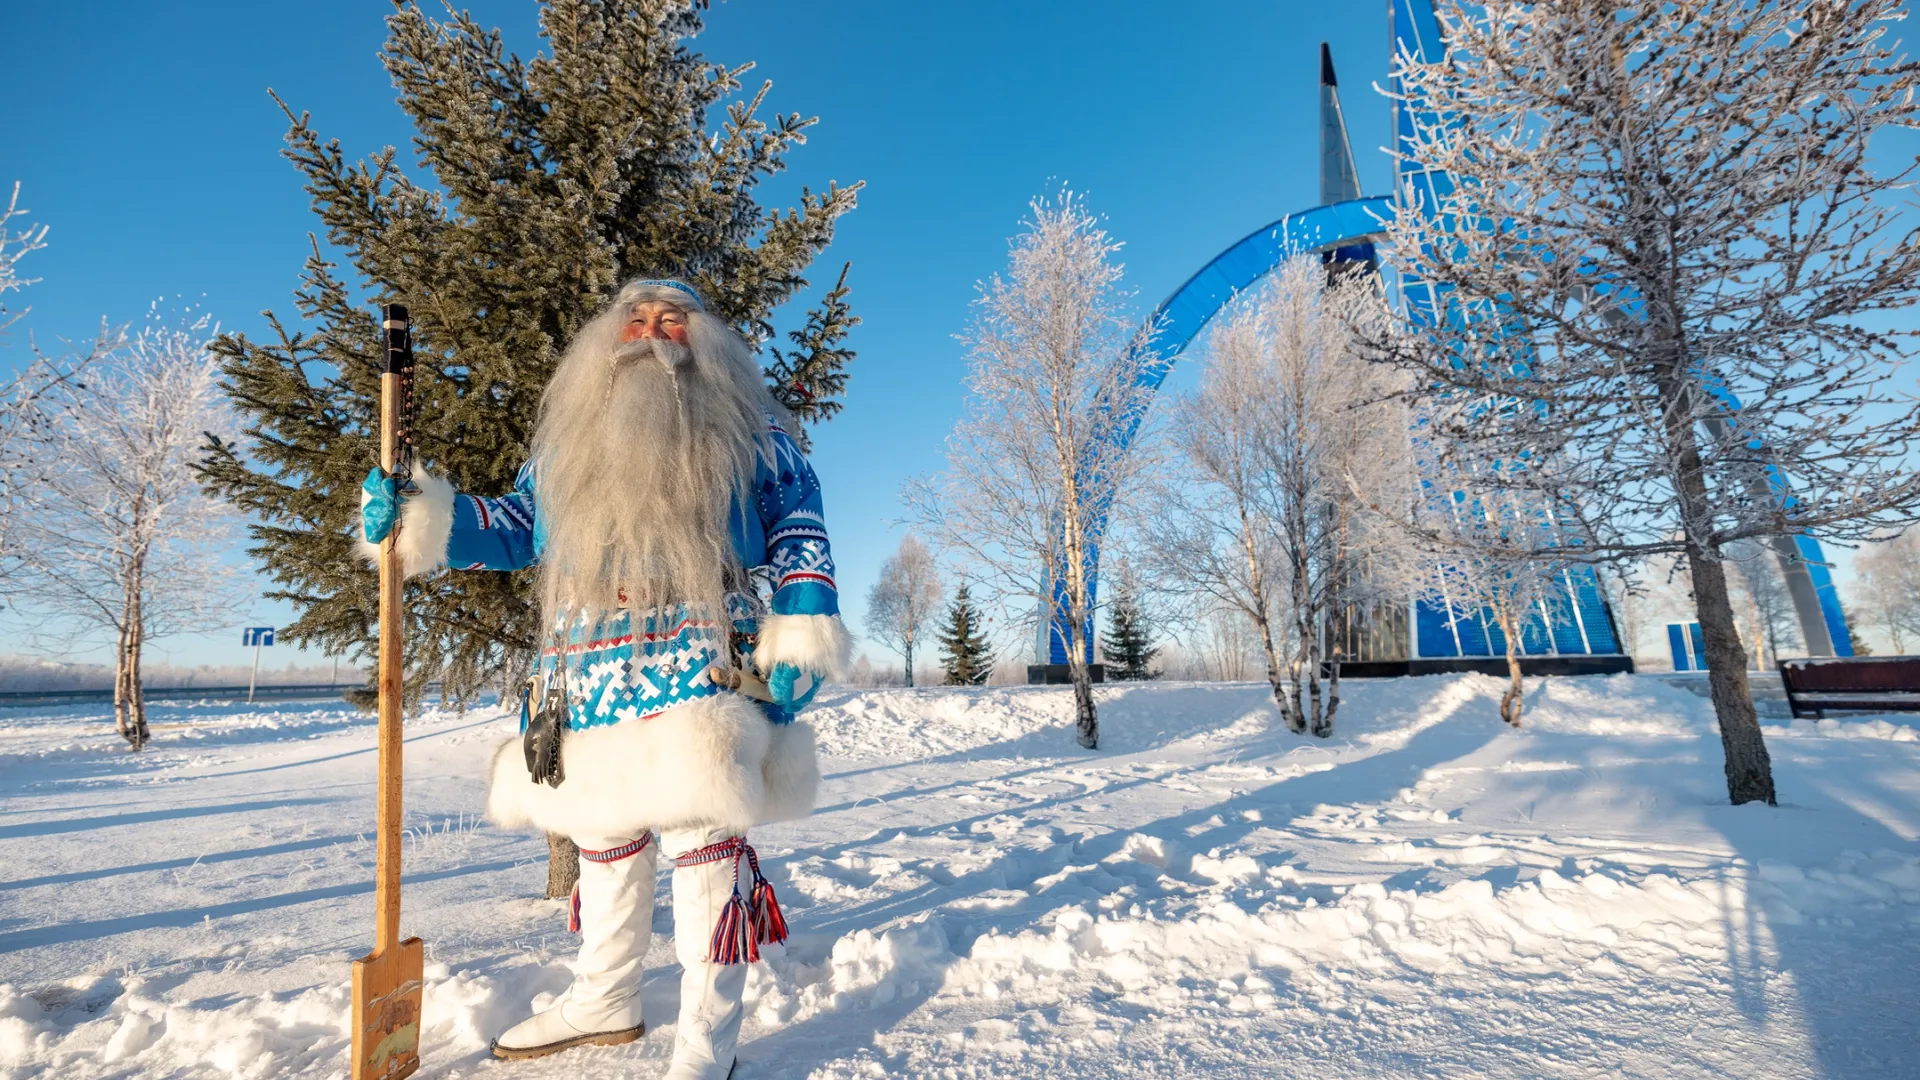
[673,837,790,964]
[744,844,789,949]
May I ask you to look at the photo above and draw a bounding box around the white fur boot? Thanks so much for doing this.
[661,827,758,1080]
[491,835,656,1060]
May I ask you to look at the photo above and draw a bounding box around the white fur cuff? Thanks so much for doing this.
[753,612,852,680]
[485,693,820,838]
[355,468,454,579]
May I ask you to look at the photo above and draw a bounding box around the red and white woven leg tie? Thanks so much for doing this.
[671,836,789,964]
[567,833,654,933]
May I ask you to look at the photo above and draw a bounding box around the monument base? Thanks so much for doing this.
[1027,663,1107,685]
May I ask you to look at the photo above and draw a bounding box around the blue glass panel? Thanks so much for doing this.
[1415,596,1460,658]
[1668,624,1691,670]
[1569,566,1620,653]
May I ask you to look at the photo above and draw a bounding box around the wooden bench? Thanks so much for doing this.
[1777,656,1920,719]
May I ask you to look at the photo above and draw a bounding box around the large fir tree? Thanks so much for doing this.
[937,584,994,686]
[197,1,860,701]
[1102,585,1161,681]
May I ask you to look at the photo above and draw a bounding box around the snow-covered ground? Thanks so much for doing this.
[1,674,1917,1079]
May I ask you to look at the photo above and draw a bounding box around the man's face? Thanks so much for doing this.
[621,300,690,345]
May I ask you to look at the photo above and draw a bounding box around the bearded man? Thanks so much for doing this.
[359,278,848,1078]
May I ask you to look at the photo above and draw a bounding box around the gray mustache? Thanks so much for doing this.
[612,337,694,372]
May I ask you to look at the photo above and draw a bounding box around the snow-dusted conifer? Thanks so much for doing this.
[1376,0,1920,803]
[1101,582,1160,681]
[195,1,861,706]
[937,583,994,686]
[765,263,858,443]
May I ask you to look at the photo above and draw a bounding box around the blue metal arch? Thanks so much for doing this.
[1041,198,1394,666]
[1142,198,1395,365]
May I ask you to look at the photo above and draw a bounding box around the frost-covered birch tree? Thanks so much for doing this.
[1855,530,1920,653]
[11,312,240,747]
[1138,260,1405,734]
[865,534,944,686]
[1218,261,1400,735]
[1377,0,1920,804]
[906,192,1157,749]
[0,187,119,594]
[1367,407,1584,727]
[1726,541,1800,669]
[0,183,45,336]
[1134,312,1291,709]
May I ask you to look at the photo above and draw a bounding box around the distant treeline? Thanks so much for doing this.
[0,654,364,693]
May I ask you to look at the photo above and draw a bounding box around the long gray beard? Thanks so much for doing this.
[531,334,763,636]
[604,337,693,404]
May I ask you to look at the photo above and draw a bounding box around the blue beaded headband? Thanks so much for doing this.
[629,278,706,311]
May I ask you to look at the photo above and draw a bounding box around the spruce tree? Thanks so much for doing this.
[196,1,860,703]
[938,584,994,686]
[1102,586,1161,681]
[765,262,857,444]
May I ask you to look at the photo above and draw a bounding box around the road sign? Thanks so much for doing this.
[244,627,276,702]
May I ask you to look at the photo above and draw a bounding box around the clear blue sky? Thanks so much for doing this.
[0,1,1402,670]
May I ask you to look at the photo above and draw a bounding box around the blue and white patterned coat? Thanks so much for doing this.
[445,420,838,730]
[377,419,846,838]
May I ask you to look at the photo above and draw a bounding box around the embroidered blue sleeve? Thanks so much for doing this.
[447,461,540,571]
[757,427,839,617]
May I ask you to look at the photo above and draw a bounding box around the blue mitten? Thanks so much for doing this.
[360,467,401,543]
[766,663,820,711]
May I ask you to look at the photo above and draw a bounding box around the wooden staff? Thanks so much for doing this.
[351,304,424,1080]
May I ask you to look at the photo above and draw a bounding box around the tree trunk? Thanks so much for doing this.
[1284,642,1308,736]
[1256,617,1292,728]
[129,572,147,748]
[1497,603,1524,727]
[546,833,579,899]
[1688,539,1775,803]
[113,608,132,746]
[1659,370,1776,805]
[1061,490,1097,748]
[1315,525,1356,739]
[1067,602,1097,749]
[114,568,149,750]
[1065,581,1097,748]
[1318,647,1340,738]
[128,613,147,748]
[1301,612,1325,737]
[1241,517,1294,728]
[904,637,914,688]
[1284,547,1312,735]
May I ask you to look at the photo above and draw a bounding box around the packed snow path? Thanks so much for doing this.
[1,675,1916,1079]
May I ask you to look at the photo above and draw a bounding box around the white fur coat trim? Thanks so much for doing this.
[355,468,454,579]
[754,612,852,680]
[485,692,820,839]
